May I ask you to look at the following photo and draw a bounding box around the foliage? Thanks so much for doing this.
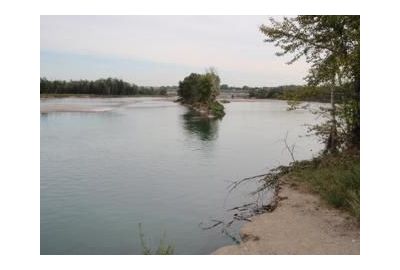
[226,149,359,226]
[40,77,168,96]
[209,100,225,117]
[247,85,333,102]
[248,87,284,99]
[178,69,225,117]
[138,223,174,255]
[220,84,229,90]
[177,73,202,102]
[260,16,360,151]
[288,151,360,219]
[282,85,332,102]
[178,69,221,104]
[219,84,337,103]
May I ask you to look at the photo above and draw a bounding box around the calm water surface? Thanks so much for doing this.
[40,97,323,254]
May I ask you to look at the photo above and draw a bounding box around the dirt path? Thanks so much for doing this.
[213,180,360,255]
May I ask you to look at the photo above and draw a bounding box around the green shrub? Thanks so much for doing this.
[209,101,225,117]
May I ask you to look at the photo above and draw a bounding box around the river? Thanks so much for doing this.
[40,97,323,254]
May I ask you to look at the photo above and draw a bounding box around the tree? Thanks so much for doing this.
[177,69,225,117]
[178,69,221,104]
[260,15,360,151]
[177,73,202,102]
[220,84,229,90]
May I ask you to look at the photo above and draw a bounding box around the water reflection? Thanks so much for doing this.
[181,110,220,141]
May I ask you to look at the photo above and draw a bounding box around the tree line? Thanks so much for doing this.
[220,84,339,102]
[40,77,169,96]
[247,85,334,102]
[41,76,340,103]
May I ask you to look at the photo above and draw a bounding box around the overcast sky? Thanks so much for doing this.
[40,15,309,87]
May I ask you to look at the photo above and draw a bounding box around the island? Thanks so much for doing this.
[177,69,225,118]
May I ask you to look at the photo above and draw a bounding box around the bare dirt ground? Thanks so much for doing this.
[213,180,360,255]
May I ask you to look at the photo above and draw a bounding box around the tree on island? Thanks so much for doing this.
[177,68,225,118]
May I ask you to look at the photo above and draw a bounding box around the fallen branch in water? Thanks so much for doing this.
[228,174,268,193]
[283,131,296,163]
[199,219,240,244]
[199,219,224,230]
[227,202,256,211]
[202,164,294,244]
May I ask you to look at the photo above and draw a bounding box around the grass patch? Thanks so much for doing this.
[138,223,174,255]
[288,150,360,219]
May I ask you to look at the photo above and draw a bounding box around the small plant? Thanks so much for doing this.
[138,223,174,255]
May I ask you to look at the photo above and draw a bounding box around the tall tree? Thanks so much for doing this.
[260,15,360,151]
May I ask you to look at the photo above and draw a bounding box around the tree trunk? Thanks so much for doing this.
[351,74,360,148]
[326,76,338,152]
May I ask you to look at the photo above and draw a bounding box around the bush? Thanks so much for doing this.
[209,101,225,118]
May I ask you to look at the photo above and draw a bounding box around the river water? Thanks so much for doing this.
[40,97,323,254]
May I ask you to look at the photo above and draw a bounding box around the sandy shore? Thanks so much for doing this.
[40,104,115,113]
[213,180,360,255]
[40,96,178,113]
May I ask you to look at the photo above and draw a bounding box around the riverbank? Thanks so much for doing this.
[214,151,360,255]
[213,179,360,255]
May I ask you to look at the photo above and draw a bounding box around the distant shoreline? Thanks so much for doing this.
[40,93,171,99]
[40,95,325,114]
[40,94,329,104]
[40,94,295,103]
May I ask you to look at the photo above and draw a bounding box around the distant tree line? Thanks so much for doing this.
[220,84,337,102]
[40,77,169,96]
[248,85,349,103]
[248,85,305,100]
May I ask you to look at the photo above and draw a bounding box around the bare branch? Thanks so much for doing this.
[283,131,296,162]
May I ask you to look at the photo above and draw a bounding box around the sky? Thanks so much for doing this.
[40,16,309,87]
